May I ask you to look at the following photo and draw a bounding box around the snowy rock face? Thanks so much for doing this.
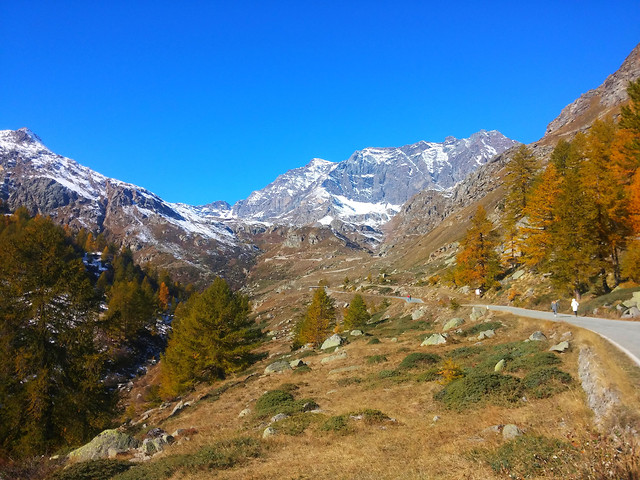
[0,128,253,284]
[231,130,518,231]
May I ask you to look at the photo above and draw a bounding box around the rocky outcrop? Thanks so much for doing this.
[67,429,139,462]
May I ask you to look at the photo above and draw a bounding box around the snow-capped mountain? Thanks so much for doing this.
[230,130,518,232]
[0,128,254,284]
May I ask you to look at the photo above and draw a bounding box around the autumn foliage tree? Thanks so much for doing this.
[295,287,336,347]
[160,277,260,398]
[343,294,370,330]
[454,206,501,290]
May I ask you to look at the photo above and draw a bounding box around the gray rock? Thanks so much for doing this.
[321,334,344,350]
[321,350,348,364]
[529,331,547,341]
[622,306,640,318]
[511,269,525,280]
[390,337,398,343]
[67,429,140,461]
[494,359,505,372]
[412,308,427,320]
[169,400,191,417]
[289,359,306,368]
[477,329,495,340]
[262,427,277,439]
[350,329,363,336]
[265,360,292,374]
[470,306,486,322]
[238,408,251,418]
[421,333,447,346]
[140,434,174,456]
[622,299,638,308]
[443,317,465,331]
[270,413,289,423]
[549,341,570,353]
[502,424,523,440]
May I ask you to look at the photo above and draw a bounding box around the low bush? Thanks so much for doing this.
[471,435,578,477]
[415,367,440,382]
[398,352,440,370]
[434,372,522,410]
[50,459,133,480]
[254,390,317,418]
[378,369,400,379]
[459,321,503,337]
[320,415,351,433]
[522,367,572,398]
[366,354,388,364]
[367,337,381,345]
[352,409,392,425]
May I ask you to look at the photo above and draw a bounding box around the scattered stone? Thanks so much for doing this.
[502,424,523,440]
[549,341,570,353]
[477,329,496,340]
[321,350,348,364]
[470,306,486,322]
[328,365,361,375]
[238,408,251,418]
[350,330,363,336]
[390,337,398,343]
[529,331,547,342]
[321,334,344,350]
[511,269,525,280]
[67,429,140,461]
[622,306,640,318]
[270,413,289,423]
[264,360,292,374]
[140,432,174,456]
[289,359,306,368]
[421,333,447,346]
[432,415,440,423]
[412,308,427,320]
[262,427,277,439]
[561,331,572,339]
[169,400,191,418]
[443,318,465,331]
[494,359,505,372]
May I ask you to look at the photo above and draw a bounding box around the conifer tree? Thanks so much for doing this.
[343,294,370,330]
[160,277,259,397]
[454,206,501,290]
[296,288,336,347]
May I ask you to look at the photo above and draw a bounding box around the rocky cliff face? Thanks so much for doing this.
[545,42,640,139]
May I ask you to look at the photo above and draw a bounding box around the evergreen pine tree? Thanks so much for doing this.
[343,294,370,330]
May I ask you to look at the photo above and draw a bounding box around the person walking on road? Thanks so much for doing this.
[571,298,579,317]
[551,300,559,317]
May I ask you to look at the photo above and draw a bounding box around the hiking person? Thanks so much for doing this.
[551,300,558,317]
[571,298,579,317]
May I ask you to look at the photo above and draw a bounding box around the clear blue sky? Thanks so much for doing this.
[2,1,639,205]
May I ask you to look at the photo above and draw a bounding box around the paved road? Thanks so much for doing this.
[470,304,640,367]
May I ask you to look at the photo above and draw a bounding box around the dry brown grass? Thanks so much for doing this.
[113,300,640,480]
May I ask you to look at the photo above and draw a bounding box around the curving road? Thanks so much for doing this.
[470,304,640,367]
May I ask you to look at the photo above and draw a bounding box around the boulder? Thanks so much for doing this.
[622,306,640,319]
[169,400,191,418]
[470,307,486,322]
[238,408,251,418]
[622,299,638,309]
[140,431,174,456]
[632,291,640,303]
[477,329,495,340]
[549,341,570,353]
[412,308,427,320]
[421,333,447,346]
[321,334,344,350]
[350,330,363,336]
[289,359,306,368]
[67,429,140,461]
[262,427,277,439]
[502,424,523,440]
[265,360,292,374]
[443,318,465,331]
[270,413,289,423]
[529,331,547,342]
[511,270,525,280]
[494,359,505,372]
[321,350,348,364]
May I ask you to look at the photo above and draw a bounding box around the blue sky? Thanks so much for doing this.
[2,1,639,205]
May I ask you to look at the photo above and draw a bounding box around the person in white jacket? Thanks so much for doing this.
[571,298,579,317]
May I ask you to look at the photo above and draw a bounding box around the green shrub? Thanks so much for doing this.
[367,337,381,345]
[378,369,399,379]
[276,414,322,436]
[447,345,487,360]
[320,415,351,433]
[111,437,260,480]
[507,352,561,372]
[471,435,578,477]
[366,354,388,364]
[415,368,440,382]
[50,459,133,480]
[352,409,391,425]
[398,352,440,370]
[292,365,311,374]
[522,367,572,398]
[254,390,294,417]
[459,321,503,337]
[434,372,522,410]
[277,383,299,393]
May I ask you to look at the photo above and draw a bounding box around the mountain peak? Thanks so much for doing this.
[15,127,44,145]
